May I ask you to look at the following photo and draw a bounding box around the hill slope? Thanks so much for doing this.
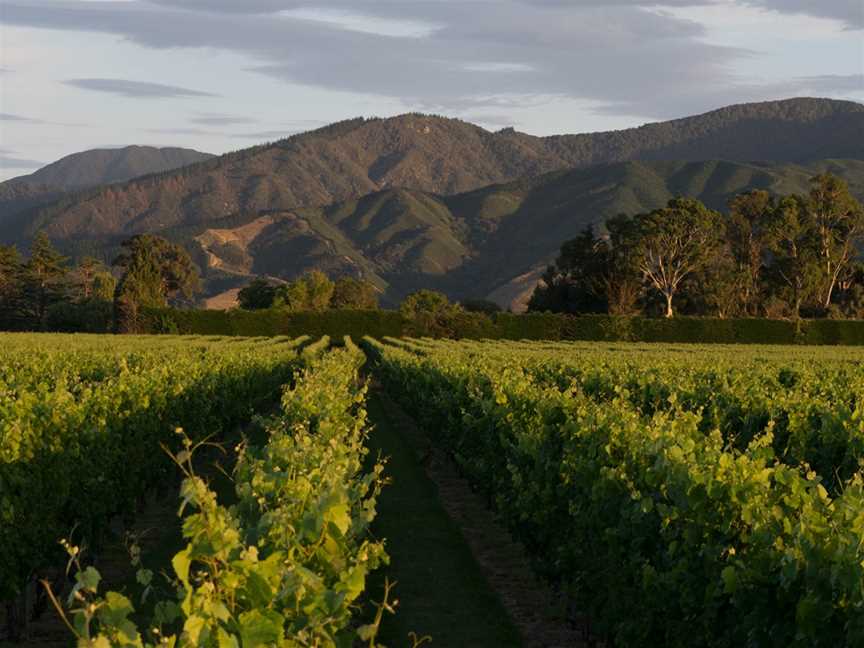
[6,98,862,243]
[186,158,864,308]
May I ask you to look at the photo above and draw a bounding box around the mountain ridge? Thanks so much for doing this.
[2,98,863,310]
[3,97,861,245]
[4,145,214,190]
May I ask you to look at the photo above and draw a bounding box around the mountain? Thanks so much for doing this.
[0,146,213,224]
[6,145,214,190]
[1,98,862,309]
[4,98,861,244]
[190,158,864,310]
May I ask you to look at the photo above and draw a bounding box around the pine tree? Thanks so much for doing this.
[22,232,68,330]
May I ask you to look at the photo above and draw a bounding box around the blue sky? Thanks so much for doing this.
[1,0,862,181]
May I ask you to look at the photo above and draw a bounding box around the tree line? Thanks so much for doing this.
[0,233,199,332]
[237,273,380,311]
[529,173,864,319]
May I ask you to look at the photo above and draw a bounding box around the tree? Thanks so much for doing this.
[528,227,611,314]
[238,278,278,310]
[114,235,200,306]
[684,243,740,318]
[0,245,23,329]
[72,257,116,302]
[113,235,200,332]
[400,289,458,319]
[727,190,773,315]
[634,198,724,318]
[597,216,643,316]
[276,271,335,312]
[805,174,864,310]
[529,218,643,316]
[331,277,379,310]
[764,196,822,319]
[400,289,463,337]
[22,232,68,329]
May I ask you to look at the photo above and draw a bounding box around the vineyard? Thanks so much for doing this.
[2,335,863,646]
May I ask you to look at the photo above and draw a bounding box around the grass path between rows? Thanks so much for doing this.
[365,392,523,647]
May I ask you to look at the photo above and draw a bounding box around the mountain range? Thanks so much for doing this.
[0,146,213,222]
[1,97,862,310]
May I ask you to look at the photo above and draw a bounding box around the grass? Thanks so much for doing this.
[365,393,521,647]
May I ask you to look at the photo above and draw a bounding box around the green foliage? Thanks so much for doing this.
[332,277,379,310]
[45,298,113,333]
[400,290,466,337]
[460,299,502,315]
[532,174,864,320]
[275,270,334,312]
[0,335,304,607]
[367,337,864,646]
[141,307,864,345]
[146,308,407,339]
[50,341,390,647]
[113,234,201,333]
[21,231,69,329]
[237,277,277,310]
[0,244,24,330]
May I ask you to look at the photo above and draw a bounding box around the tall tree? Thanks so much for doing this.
[22,232,68,329]
[805,174,864,310]
[529,227,608,314]
[597,215,643,316]
[764,196,822,318]
[113,235,200,331]
[634,198,724,318]
[728,190,773,315]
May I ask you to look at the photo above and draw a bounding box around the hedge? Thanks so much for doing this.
[141,308,864,345]
[143,308,407,339]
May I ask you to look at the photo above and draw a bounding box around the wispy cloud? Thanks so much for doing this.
[64,78,218,99]
[0,147,45,170]
[0,113,43,123]
[190,113,258,126]
[742,0,863,29]
[228,129,303,140]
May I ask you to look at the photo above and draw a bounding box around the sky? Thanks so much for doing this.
[0,0,862,181]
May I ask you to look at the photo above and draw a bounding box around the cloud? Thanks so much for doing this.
[788,74,864,93]
[3,0,859,123]
[150,0,864,29]
[0,113,43,123]
[742,1,863,29]
[145,127,220,136]
[0,148,45,169]
[190,113,257,126]
[63,78,218,98]
[228,129,302,140]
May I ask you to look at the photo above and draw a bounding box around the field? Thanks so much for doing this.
[2,335,863,647]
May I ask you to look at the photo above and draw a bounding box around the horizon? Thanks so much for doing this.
[1,0,862,182]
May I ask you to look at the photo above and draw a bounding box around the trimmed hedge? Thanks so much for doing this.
[144,308,407,339]
[142,308,864,345]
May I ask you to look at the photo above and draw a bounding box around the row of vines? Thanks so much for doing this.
[1,334,391,646]
[6,332,864,646]
[365,337,864,647]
